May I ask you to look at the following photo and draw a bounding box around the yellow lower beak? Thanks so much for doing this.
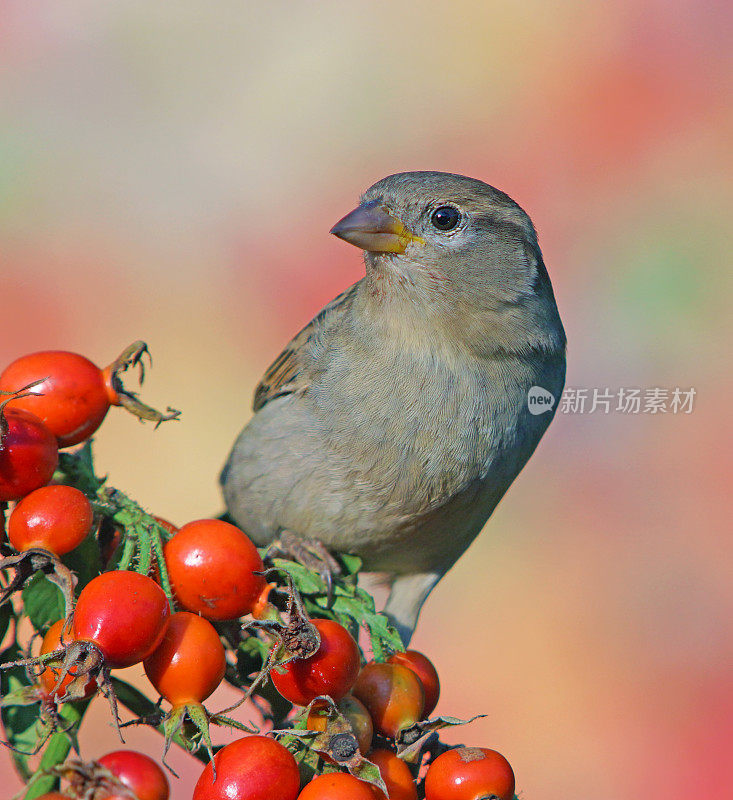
[330,200,422,254]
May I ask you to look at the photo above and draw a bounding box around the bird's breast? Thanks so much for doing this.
[307,342,550,520]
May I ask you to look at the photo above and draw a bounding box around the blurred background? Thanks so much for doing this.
[1,1,730,798]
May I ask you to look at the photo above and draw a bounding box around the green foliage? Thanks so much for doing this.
[21,576,65,633]
[1,645,41,781]
[268,556,404,661]
[0,603,13,644]
[22,704,86,800]
[64,534,103,591]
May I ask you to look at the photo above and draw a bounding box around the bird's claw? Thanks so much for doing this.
[266,531,342,606]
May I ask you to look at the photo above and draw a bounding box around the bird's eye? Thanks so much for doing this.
[430,205,461,231]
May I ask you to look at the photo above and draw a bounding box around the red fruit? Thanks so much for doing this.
[352,663,425,739]
[0,351,115,447]
[0,344,178,448]
[98,750,169,800]
[424,747,515,800]
[297,772,375,800]
[387,650,440,717]
[193,735,300,800]
[164,519,266,620]
[0,408,58,502]
[271,618,361,706]
[40,620,97,700]
[307,695,373,755]
[8,485,93,556]
[73,571,170,668]
[369,749,417,800]
[144,611,225,705]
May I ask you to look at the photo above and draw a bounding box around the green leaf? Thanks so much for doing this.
[0,645,40,780]
[56,441,105,497]
[349,756,386,791]
[22,702,86,799]
[22,574,65,633]
[284,735,321,784]
[1,683,43,708]
[1,699,39,779]
[234,632,272,688]
[110,676,163,720]
[396,714,487,762]
[0,602,13,647]
[270,559,327,596]
[268,555,401,659]
[331,590,403,661]
[63,531,102,591]
[338,553,362,576]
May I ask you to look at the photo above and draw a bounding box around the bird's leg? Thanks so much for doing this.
[384,572,443,647]
[265,530,342,604]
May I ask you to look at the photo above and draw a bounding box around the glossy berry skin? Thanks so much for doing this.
[0,409,58,502]
[73,571,170,668]
[40,620,97,700]
[271,618,361,706]
[424,747,515,800]
[352,662,425,739]
[98,750,170,800]
[297,772,376,800]
[8,485,93,556]
[144,611,225,705]
[164,519,266,620]
[307,695,373,755]
[388,650,440,717]
[0,351,116,448]
[369,749,418,800]
[193,735,300,800]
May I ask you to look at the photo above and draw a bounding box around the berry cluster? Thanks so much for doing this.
[0,344,516,800]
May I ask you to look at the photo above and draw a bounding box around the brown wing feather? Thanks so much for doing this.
[252,281,360,411]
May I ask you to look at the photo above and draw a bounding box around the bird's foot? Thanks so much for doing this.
[265,531,342,604]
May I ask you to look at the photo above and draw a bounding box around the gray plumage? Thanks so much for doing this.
[221,171,566,643]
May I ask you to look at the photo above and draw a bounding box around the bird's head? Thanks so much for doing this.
[330,171,565,356]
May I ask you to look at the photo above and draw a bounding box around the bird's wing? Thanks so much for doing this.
[252,281,361,411]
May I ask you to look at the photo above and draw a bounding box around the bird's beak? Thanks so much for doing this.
[330,200,422,254]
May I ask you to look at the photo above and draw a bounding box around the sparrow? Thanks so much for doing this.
[220,171,566,644]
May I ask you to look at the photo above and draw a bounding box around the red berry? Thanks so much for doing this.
[73,571,170,668]
[8,485,93,556]
[193,735,300,800]
[271,618,361,706]
[144,611,225,706]
[98,750,169,800]
[297,772,376,800]
[352,662,425,739]
[369,749,417,800]
[0,408,58,502]
[40,620,97,701]
[0,351,114,447]
[424,747,515,800]
[387,650,440,717]
[164,519,266,620]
